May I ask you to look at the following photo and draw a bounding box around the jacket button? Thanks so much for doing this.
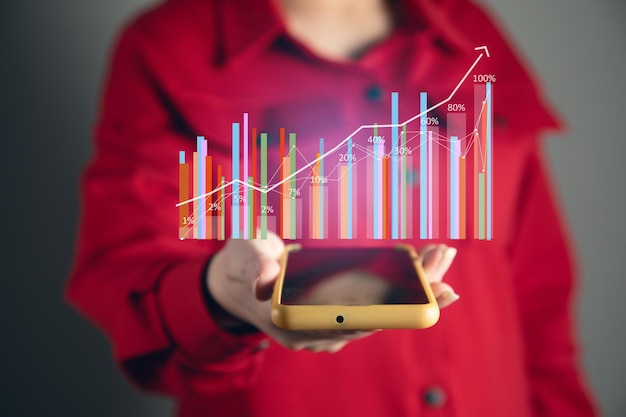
[364,85,383,102]
[423,385,446,408]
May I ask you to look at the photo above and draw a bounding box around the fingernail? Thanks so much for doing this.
[444,247,457,260]
[441,290,460,303]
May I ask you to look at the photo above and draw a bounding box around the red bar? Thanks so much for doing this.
[217,164,223,240]
[179,163,190,238]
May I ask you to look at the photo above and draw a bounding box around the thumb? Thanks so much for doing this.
[254,255,282,301]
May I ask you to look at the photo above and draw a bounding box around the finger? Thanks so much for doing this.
[416,244,438,259]
[436,247,457,278]
[430,281,460,308]
[250,230,285,260]
[422,245,457,283]
[421,244,446,279]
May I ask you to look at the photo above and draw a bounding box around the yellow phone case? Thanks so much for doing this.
[271,244,440,330]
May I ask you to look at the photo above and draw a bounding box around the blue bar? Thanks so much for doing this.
[420,92,428,239]
[179,151,185,164]
[347,138,353,239]
[197,136,206,239]
[231,124,240,238]
[373,129,379,239]
[319,138,324,239]
[486,82,493,240]
[391,92,399,239]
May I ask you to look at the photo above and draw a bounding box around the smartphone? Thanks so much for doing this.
[271,244,440,330]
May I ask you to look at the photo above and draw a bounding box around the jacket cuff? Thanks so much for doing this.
[156,256,266,363]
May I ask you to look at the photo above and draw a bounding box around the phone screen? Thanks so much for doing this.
[280,247,429,306]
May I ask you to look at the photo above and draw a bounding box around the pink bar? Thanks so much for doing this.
[242,113,248,239]
[366,146,373,238]
[427,131,433,239]
[432,128,439,239]
[282,157,290,238]
[295,199,302,239]
[406,156,413,239]
[340,165,348,239]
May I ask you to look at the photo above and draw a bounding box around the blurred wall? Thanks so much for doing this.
[0,0,624,416]
[479,1,626,415]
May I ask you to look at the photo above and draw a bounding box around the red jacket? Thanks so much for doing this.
[67,0,596,415]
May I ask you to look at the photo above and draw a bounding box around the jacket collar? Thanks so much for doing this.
[214,0,430,69]
[214,0,286,68]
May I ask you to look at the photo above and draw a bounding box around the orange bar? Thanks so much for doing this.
[459,156,467,239]
[179,163,190,238]
[217,164,223,240]
[251,128,257,238]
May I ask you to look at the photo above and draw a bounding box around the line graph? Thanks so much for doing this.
[177,46,494,241]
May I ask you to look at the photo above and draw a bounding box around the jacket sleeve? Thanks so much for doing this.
[65,21,267,397]
[509,146,596,416]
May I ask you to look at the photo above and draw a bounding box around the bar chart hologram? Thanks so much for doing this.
[177,46,495,241]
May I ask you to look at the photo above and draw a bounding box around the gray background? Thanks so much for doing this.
[0,0,624,416]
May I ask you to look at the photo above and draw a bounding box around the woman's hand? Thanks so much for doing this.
[207,233,458,352]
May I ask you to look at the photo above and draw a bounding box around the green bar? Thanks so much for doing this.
[373,123,378,136]
[401,124,407,239]
[248,177,254,239]
[260,134,268,239]
[478,172,485,240]
[289,133,296,239]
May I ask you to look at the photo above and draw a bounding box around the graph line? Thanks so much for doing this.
[176,46,491,208]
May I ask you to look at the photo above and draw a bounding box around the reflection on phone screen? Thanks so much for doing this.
[281,248,429,306]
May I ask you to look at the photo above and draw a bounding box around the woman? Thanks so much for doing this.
[67,0,596,415]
